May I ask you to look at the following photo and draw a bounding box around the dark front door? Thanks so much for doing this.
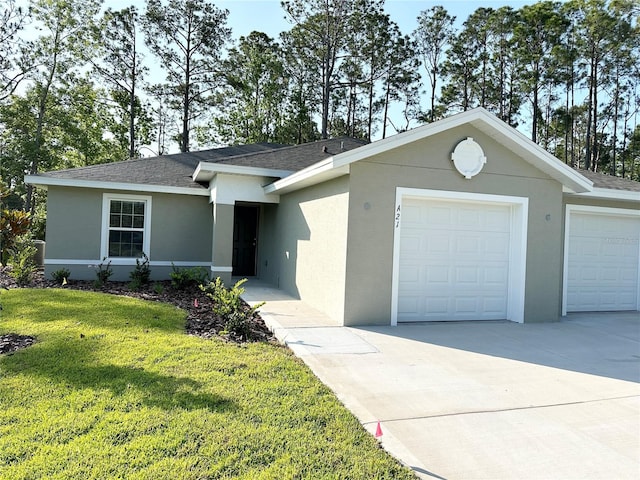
[232,205,258,276]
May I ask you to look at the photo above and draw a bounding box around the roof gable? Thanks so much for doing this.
[266,108,594,195]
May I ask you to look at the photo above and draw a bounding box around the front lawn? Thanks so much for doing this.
[0,289,415,479]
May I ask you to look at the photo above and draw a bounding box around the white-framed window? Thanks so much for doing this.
[101,193,152,260]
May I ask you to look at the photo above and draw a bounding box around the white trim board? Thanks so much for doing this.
[193,162,293,182]
[101,193,152,261]
[45,259,212,268]
[567,188,640,203]
[391,188,528,325]
[211,266,233,273]
[562,204,640,315]
[24,175,209,196]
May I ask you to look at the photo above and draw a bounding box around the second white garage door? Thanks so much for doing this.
[565,207,640,313]
[397,197,512,322]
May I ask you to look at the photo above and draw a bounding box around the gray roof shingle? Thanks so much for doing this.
[31,137,640,195]
[578,169,640,192]
[36,138,367,190]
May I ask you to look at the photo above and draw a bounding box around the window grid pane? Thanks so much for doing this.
[108,200,146,257]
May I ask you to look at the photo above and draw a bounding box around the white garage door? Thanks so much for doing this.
[566,209,640,312]
[397,197,512,321]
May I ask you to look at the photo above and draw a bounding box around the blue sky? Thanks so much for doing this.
[16,0,541,146]
[96,1,541,40]
[217,0,540,39]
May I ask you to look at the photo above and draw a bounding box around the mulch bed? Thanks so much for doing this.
[0,267,273,355]
[0,333,36,355]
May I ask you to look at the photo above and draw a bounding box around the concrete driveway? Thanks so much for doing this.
[243,283,640,479]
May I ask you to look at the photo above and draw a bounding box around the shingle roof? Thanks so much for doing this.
[213,137,367,170]
[30,134,640,195]
[35,138,367,190]
[578,170,640,192]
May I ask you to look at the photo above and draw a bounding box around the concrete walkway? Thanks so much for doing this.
[242,281,640,480]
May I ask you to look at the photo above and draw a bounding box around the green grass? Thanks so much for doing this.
[0,289,415,480]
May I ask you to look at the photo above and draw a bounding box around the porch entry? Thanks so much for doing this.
[232,205,259,276]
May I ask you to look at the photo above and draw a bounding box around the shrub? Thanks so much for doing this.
[7,234,37,286]
[94,258,113,287]
[0,208,31,265]
[51,268,71,285]
[129,253,151,290]
[170,264,209,290]
[200,278,264,339]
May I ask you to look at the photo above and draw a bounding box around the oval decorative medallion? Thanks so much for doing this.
[451,137,486,179]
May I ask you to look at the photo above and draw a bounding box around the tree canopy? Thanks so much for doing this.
[0,0,638,221]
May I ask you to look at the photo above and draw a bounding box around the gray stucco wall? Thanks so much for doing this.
[343,125,564,325]
[211,203,234,285]
[562,196,639,211]
[257,204,278,284]
[46,187,103,261]
[258,177,349,322]
[44,187,213,281]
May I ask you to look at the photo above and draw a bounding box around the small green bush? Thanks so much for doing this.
[94,258,113,287]
[200,278,264,339]
[51,268,71,284]
[170,264,209,290]
[7,234,37,286]
[129,253,151,290]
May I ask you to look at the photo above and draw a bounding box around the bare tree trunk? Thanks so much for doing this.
[129,46,137,158]
[25,21,61,214]
[584,50,595,171]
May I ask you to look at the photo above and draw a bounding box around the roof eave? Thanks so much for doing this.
[24,175,210,196]
[193,162,293,182]
[264,157,349,194]
[566,188,640,203]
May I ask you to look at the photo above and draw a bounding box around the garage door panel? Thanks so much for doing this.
[428,206,453,225]
[455,266,479,284]
[458,208,481,227]
[622,268,639,282]
[398,296,420,317]
[426,265,449,284]
[600,267,618,282]
[566,210,639,313]
[457,236,480,254]
[483,296,508,314]
[485,234,510,255]
[577,239,600,257]
[399,235,421,253]
[485,210,510,229]
[398,264,420,283]
[427,235,451,254]
[425,297,449,315]
[455,297,479,314]
[399,198,512,321]
[401,204,423,224]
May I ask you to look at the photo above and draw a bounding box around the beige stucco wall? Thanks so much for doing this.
[44,187,213,280]
[343,125,565,325]
[258,177,349,323]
